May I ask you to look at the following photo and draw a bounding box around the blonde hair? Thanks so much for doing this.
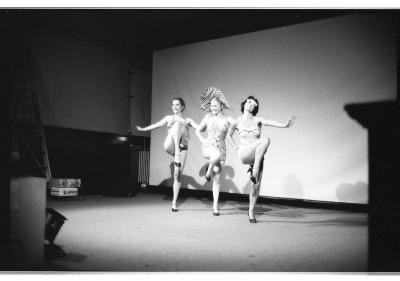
[200,87,231,112]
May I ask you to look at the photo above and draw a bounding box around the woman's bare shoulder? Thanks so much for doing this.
[254,116,265,123]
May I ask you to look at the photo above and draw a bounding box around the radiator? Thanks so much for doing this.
[138,150,150,183]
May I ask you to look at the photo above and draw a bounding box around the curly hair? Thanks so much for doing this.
[200,87,231,112]
[240,96,259,116]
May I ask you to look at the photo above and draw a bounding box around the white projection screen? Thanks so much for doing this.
[149,14,398,204]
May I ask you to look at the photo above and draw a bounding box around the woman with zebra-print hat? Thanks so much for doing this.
[227,96,295,223]
[137,98,198,212]
[196,87,234,216]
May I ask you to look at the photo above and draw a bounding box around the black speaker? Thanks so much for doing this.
[45,208,67,259]
[102,140,139,197]
[45,208,67,244]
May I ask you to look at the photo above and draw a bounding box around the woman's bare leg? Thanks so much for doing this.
[170,121,186,165]
[172,150,187,211]
[163,128,187,211]
[249,162,263,222]
[201,146,223,213]
[163,134,174,156]
[238,141,260,164]
[238,140,263,183]
[252,138,270,182]
[237,139,269,222]
[202,146,222,181]
[206,153,222,181]
[212,163,222,214]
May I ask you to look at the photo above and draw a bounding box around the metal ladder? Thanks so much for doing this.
[11,65,52,181]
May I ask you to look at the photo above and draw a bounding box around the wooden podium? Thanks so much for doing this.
[345,101,400,271]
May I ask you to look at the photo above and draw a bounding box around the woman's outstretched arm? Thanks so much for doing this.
[195,116,208,144]
[258,115,295,128]
[186,118,199,130]
[137,116,169,132]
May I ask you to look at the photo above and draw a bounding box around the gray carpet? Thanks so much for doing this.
[45,192,367,272]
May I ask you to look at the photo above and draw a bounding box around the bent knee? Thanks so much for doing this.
[204,148,221,161]
[262,138,270,146]
[164,146,174,155]
[259,138,270,150]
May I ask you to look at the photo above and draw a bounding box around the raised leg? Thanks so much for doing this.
[163,121,186,164]
[252,138,270,182]
[202,145,222,182]
[170,121,186,165]
[206,152,222,181]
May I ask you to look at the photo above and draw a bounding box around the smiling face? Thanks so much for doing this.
[171,99,184,114]
[210,98,223,115]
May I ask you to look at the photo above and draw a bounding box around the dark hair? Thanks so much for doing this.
[172,98,185,111]
[240,96,259,116]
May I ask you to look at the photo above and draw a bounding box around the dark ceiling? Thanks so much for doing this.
[4,9,372,70]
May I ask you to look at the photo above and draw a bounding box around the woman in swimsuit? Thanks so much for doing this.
[228,96,295,223]
[137,98,198,212]
[196,87,232,216]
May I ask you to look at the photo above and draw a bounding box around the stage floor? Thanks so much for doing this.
[44,191,368,272]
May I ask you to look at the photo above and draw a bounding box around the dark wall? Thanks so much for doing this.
[6,10,152,136]
[45,126,150,195]
[6,12,152,196]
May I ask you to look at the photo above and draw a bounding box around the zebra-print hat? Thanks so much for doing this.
[200,87,231,112]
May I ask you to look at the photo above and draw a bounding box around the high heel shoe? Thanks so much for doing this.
[247,164,257,184]
[172,203,178,212]
[213,209,220,216]
[247,164,254,174]
[248,212,257,223]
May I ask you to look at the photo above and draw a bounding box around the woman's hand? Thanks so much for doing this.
[286,116,296,128]
[136,126,144,131]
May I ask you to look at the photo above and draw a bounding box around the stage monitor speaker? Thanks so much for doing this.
[45,208,67,259]
[45,208,67,244]
[102,141,139,197]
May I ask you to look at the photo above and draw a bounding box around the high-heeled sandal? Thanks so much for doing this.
[248,212,257,223]
[213,209,220,216]
[247,164,257,184]
[247,164,254,174]
[172,203,178,212]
